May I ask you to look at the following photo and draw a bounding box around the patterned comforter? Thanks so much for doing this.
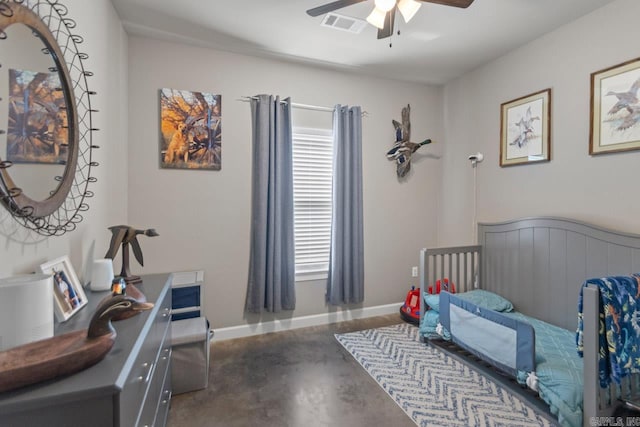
[576,274,640,387]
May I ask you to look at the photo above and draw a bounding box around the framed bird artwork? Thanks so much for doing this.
[386,104,432,178]
[590,57,640,155]
[500,89,551,167]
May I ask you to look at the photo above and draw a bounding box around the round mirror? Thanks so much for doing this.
[0,0,96,235]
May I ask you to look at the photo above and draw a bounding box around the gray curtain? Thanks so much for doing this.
[246,95,296,313]
[327,105,364,305]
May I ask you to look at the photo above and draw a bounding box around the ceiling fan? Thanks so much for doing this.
[307,0,475,39]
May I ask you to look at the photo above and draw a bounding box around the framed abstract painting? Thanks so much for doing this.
[500,89,551,167]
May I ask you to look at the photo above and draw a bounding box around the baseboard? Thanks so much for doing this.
[212,302,403,342]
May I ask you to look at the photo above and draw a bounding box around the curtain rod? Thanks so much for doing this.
[237,96,368,116]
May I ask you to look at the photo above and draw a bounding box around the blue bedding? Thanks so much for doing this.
[505,312,583,427]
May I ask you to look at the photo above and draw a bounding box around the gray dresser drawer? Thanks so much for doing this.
[124,290,173,427]
[154,290,172,361]
[155,365,172,427]
[137,340,171,427]
[120,330,164,425]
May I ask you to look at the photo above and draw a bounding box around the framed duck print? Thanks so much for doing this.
[500,89,551,167]
[590,57,640,155]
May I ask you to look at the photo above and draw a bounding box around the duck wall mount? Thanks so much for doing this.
[386,104,432,178]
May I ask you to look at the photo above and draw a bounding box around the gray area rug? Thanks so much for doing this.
[335,323,555,427]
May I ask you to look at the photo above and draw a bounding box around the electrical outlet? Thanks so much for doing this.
[411,266,418,277]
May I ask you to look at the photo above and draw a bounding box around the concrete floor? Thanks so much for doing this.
[167,314,417,427]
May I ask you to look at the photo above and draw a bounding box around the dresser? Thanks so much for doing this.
[0,274,172,427]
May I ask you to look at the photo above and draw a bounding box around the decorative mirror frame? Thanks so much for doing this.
[0,0,98,236]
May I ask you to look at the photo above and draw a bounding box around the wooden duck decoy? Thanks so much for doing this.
[0,295,153,393]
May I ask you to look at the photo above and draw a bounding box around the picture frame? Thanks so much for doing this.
[40,256,87,322]
[590,57,640,155]
[500,89,551,167]
[159,88,222,170]
[7,69,69,164]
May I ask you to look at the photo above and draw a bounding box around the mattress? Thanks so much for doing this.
[504,312,583,427]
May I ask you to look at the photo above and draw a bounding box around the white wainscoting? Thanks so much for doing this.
[212,302,403,342]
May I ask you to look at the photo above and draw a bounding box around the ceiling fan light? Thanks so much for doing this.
[397,0,421,23]
[366,7,387,29]
[374,0,396,13]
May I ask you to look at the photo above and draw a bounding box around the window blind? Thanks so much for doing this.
[292,128,333,279]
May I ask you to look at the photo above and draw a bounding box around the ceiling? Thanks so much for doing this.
[111,0,614,85]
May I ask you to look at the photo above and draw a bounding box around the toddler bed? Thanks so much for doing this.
[418,217,640,427]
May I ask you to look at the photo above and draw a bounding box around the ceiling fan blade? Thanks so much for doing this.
[418,0,475,8]
[377,7,395,39]
[306,0,368,17]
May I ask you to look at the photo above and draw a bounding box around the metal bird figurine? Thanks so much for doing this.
[386,104,432,178]
[0,295,153,393]
[105,225,159,285]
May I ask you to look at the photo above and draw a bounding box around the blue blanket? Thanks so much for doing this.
[576,274,640,387]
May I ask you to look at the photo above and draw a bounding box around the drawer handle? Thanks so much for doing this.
[162,347,172,361]
[137,362,154,384]
[161,390,172,405]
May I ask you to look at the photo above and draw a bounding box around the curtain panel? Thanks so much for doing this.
[327,105,364,305]
[246,95,296,313]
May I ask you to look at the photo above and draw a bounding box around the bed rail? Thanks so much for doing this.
[583,284,603,424]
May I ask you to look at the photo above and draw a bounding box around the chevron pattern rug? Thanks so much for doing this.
[336,323,555,427]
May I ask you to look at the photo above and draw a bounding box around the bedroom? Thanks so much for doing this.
[0,0,639,426]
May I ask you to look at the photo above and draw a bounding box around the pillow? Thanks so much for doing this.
[423,293,440,312]
[457,289,514,312]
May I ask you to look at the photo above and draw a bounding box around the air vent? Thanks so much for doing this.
[321,12,367,34]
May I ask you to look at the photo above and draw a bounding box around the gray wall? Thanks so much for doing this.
[126,37,443,329]
[439,0,640,246]
[0,0,129,281]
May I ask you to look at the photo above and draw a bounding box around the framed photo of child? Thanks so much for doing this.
[40,256,87,322]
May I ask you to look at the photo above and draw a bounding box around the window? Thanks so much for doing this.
[292,128,333,281]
